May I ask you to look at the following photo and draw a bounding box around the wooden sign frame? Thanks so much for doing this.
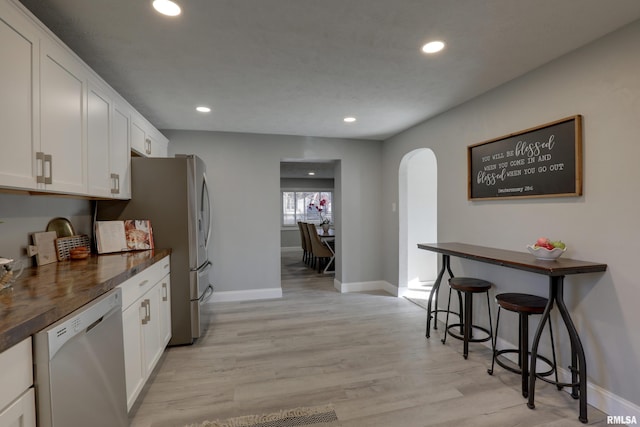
[467,115,583,200]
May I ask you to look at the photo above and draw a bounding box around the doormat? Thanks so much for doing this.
[185,404,338,427]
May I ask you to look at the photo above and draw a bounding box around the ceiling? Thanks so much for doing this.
[18,0,640,141]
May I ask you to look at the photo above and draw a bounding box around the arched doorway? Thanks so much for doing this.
[398,148,438,296]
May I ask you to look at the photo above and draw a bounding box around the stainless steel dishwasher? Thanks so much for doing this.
[34,288,127,427]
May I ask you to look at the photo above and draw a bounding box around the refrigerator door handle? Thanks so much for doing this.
[199,284,214,303]
[194,260,212,273]
[202,172,212,250]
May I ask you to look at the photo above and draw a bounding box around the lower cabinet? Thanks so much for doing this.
[0,338,36,427]
[118,256,171,411]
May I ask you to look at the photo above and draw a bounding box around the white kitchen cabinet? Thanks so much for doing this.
[118,256,171,411]
[87,80,132,199]
[0,4,39,190]
[148,133,169,158]
[1,0,167,197]
[111,101,132,199]
[131,113,169,158]
[39,37,87,194]
[87,80,112,197]
[158,276,172,347]
[0,338,36,427]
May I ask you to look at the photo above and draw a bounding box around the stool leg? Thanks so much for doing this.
[457,290,464,335]
[548,318,561,389]
[488,306,501,375]
[520,313,529,398]
[463,292,472,359]
[486,290,493,350]
[442,286,453,345]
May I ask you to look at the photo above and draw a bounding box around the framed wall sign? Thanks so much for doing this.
[468,115,582,200]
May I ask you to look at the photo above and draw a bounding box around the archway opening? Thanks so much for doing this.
[399,148,438,297]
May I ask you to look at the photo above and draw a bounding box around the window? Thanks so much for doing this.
[282,191,332,226]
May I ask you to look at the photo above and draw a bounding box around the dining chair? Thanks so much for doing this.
[306,222,334,273]
[297,221,310,263]
[300,222,314,267]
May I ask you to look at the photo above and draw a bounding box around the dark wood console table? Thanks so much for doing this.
[417,242,607,423]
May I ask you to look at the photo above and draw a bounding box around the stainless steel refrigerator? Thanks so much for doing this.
[97,154,213,345]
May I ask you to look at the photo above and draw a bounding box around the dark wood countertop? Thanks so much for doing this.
[0,248,171,353]
[417,242,607,276]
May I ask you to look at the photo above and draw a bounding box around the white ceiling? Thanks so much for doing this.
[18,0,640,141]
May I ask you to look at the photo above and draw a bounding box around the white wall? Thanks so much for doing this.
[163,130,383,298]
[381,20,640,413]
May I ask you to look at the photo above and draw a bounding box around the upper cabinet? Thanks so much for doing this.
[0,5,39,189]
[111,101,132,199]
[40,37,87,195]
[0,0,168,198]
[87,79,132,199]
[131,112,169,158]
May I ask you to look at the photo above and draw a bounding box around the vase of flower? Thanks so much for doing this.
[321,222,330,233]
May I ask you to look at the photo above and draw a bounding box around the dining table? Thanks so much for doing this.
[316,227,335,272]
[417,242,607,423]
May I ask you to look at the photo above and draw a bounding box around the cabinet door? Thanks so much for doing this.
[158,276,172,347]
[142,286,162,375]
[87,82,112,197]
[121,300,145,412]
[0,9,38,190]
[149,135,169,158]
[40,39,86,194]
[0,388,36,427]
[130,119,147,156]
[111,103,131,199]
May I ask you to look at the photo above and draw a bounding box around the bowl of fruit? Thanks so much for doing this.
[527,237,566,260]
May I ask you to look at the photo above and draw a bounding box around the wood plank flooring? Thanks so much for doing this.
[129,250,610,426]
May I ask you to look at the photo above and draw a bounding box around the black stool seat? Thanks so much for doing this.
[488,292,559,399]
[443,277,493,359]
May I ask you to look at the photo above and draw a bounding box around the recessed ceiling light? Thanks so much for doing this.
[152,0,181,16]
[421,40,445,54]
[308,171,316,176]
[196,106,211,113]
[344,117,356,123]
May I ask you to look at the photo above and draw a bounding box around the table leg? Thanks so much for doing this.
[555,280,587,422]
[528,276,588,423]
[426,255,455,338]
[323,246,335,274]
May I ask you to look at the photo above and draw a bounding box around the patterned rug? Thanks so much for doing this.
[186,405,339,427]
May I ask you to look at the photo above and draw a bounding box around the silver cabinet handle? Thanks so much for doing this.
[145,138,151,155]
[44,154,52,184]
[110,173,120,194]
[36,152,45,183]
[162,282,168,302]
[145,299,151,322]
[141,300,148,325]
[138,279,149,287]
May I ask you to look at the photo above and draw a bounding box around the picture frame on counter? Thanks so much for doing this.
[467,115,583,201]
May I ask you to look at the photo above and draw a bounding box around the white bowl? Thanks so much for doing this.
[526,245,566,260]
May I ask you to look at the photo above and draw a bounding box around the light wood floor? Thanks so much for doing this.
[129,250,609,427]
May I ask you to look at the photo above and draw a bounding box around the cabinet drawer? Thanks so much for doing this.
[118,256,170,310]
[0,337,32,411]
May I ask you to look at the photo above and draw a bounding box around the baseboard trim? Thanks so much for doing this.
[333,279,396,296]
[208,287,283,303]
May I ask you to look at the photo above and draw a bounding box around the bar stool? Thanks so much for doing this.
[442,277,493,359]
[487,293,559,398]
